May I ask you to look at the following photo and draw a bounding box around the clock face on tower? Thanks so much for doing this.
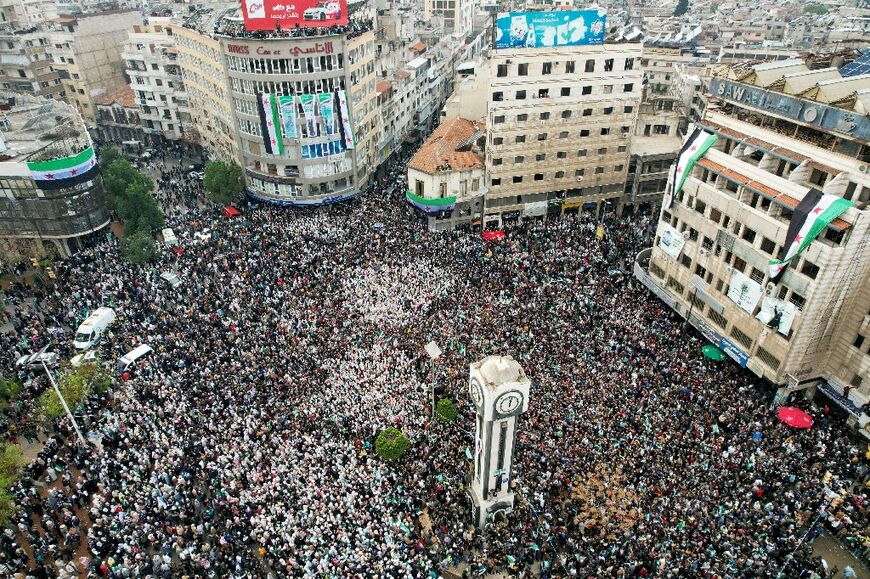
[470,377,484,408]
[494,391,524,417]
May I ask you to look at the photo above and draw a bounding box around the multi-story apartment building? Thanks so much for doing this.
[94,85,144,145]
[0,92,109,256]
[634,57,870,435]
[485,42,644,225]
[50,10,143,123]
[0,0,56,27]
[0,26,62,99]
[122,20,191,144]
[641,41,711,98]
[424,0,473,36]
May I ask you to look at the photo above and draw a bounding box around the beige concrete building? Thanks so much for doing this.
[122,20,191,144]
[0,0,56,27]
[485,43,643,225]
[635,57,870,436]
[50,10,143,123]
[0,27,62,99]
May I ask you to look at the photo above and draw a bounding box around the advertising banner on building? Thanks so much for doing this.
[494,10,606,49]
[241,0,348,31]
[657,223,685,260]
[278,95,298,140]
[336,89,354,150]
[727,270,762,314]
[318,92,335,135]
[299,94,318,138]
[757,297,798,336]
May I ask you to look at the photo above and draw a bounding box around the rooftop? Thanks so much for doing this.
[95,86,137,109]
[0,92,90,162]
[408,117,484,175]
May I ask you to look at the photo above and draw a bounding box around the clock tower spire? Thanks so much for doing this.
[467,355,531,529]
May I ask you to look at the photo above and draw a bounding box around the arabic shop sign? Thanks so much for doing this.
[226,41,335,57]
[709,78,870,142]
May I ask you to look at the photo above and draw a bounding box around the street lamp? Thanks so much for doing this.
[35,345,88,449]
[424,340,442,420]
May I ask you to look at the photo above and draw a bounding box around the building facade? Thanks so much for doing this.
[122,21,191,144]
[485,43,643,224]
[635,57,870,435]
[0,27,63,99]
[93,86,144,145]
[0,93,109,257]
[50,10,144,123]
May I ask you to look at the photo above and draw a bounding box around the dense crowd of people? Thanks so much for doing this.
[0,155,869,578]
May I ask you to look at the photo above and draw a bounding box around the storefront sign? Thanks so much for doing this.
[718,337,749,367]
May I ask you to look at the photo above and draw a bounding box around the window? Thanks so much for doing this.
[617,146,627,152]
[561,110,572,118]
[733,257,747,273]
[514,155,524,163]
[600,128,610,136]
[536,153,546,161]
[542,62,552,74]
[603,85,613,94]
[555,170,565,178]
[494,115,505,124]
[709,309,727,329]
[702,236,714,250]
[653,124,669,135]
[516,90,526,99]
[854,335,865,349]
[680,254,692,268]
[595,166,605,175]
[559,131,569,138]
[730,326,753,350]
[557,151,567,159]
[624,105,633,113]
[561,87,570,96]
[583,108,593,116]
[538,88,549,98]
[585,59,595,72]
[851,374,864,388]
[650,262,666,278]
[491,178,501,186]
[515,135,526,143]
[756,347,781,371]
[598,147,607,155]
[493,157,503,166]
[534,173,544,181]
[517,113,528,121]
[582,86,592,95]
[614,164,624,172]
[710,208,722,224]
[580,129,590,137]
[741,227,756,244]
[497,64,508,77]
[565,61,575,73]
[760,237,775,254]
[603,106,613,114]
[518,63,528,76]
[493,137,504,145]
[493,91,503,101]
[624,83,634,92]
[750,268,764,284]
[513,176,523,183]
[790,292,806,310]
[625,57,635,70]
[539,112,550,120]
[695,200,706,214]
[578,149,587,157]
[800,260,819,279]
[537,133,547,141]
[604,58,614,71]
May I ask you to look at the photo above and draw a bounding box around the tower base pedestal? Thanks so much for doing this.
[468,485,515,529]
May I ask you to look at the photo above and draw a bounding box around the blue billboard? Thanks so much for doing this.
[494,10,606,50]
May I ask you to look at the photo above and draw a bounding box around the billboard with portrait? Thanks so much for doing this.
[494,10,606,50]
[242,0,348,31]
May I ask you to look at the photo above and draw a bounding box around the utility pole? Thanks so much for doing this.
[424,340,442,421]
[37,346,88,448]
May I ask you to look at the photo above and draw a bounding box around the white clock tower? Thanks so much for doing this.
[467,355,531,529]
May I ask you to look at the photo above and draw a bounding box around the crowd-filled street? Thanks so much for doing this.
[0,157,868,578]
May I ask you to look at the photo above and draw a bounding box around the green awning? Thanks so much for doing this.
[702,344,726,361]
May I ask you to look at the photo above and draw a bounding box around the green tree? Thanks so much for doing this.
[203,161,244,205]
[76,361,111,394]
[435,399,458,422]
[120,230,157,263]
[0,487,15,526]
[375,427,410,461]
[98,147,125,172]
[38,372,87,419]
[117,182,164,235]
[101,158,152,211]
[0,442,24,488]
[673,0,689,16]
[0,378,22,401]
[804,3,827,13]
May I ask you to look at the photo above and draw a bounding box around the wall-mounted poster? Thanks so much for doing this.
[727,270,762,314]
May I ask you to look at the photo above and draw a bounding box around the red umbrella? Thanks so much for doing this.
[777,406,813,429]
[482,230,506,242]
[170,246,184,256]
[223,206,241,218]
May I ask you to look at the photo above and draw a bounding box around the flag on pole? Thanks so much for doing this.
[256,93,283,155]
[662,127,717,211]
[769,188,852,282]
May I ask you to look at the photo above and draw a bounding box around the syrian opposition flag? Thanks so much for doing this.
[27,146,98,190]
[769,188,852,282]
[257,93,284,156]
[662,127,717,211]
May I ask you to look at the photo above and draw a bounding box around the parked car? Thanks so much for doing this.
[16,352,59,368]
[303,1,341,20]
[116,344,153,374]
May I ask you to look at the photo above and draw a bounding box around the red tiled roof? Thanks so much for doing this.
[95,86,137,109]
[376,80,392,94]
[410,41,427,53]
[408,118,484,174]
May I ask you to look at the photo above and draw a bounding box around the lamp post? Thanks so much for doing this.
[424,340,442,421]
[35,345,88,448]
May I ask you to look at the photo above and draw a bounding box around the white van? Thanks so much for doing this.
[74,307,116,350]
[116,344,153,373]
[162,228,178,248]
